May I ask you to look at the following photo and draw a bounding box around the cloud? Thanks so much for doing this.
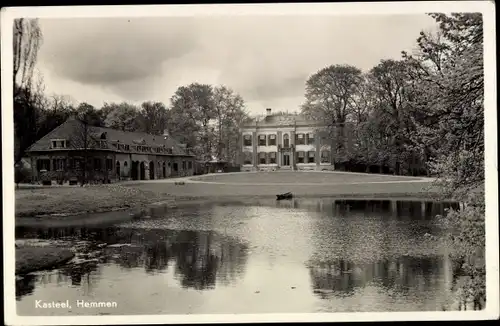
[36,14,438,113]
[38,17,200,88]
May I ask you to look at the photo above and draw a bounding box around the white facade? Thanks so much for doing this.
[240,113,334,171]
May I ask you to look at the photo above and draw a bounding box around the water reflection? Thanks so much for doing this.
[308,256,449,299]
[15,198,461,314]
[16,227,249,300]
[16,274,36,299]
[276,198,458,220]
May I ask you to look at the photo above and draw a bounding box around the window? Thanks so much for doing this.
[124,161,128,167]
[269,152,277,164]
[296,133,305,145]
[188,161,193,169]
[57,159,66,171]
[308,151,315,164]
[259,152,266,164]
[51,139,67,149]
[306,133,315,145]
[283,134,290,148]
[243,152,252,165]
[106,158,113,171]
[182,161,186,170]
[321,150,330,163]
[268,134,276,146]
[243,134,252,146]
[94,158,102,171]
[258,135,266,146]
[37,159,51,171]
[297,151,305,163]
[51,158,66,171]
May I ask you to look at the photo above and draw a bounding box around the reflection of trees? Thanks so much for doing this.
[170,230,249,290]
[15,225,124,243]
[16,274,36,300]
[171,231,220,290]
[144,242,171,274]
[308,257,442,299]
[58,261,100,287]
[275,199,459,221]
[103,228,248,290]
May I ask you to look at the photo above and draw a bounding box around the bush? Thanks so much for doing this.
[15,165,31,185]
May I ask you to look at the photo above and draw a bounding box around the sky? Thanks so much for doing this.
[36,14,438,115]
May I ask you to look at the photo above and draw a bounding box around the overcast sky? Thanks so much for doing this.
[36,14,437,115]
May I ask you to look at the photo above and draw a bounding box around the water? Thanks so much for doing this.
[15,198,461,315]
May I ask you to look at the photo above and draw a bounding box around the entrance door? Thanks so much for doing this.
[140,162,146,180]
[131,161,139,180]
[283,153,290,166]
[149,161,155,180]
[116,161,120,179]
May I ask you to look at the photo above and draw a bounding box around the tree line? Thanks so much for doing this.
[301,13,483,183]
[302,13,484,308]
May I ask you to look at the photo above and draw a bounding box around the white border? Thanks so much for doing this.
[2,2,498,325]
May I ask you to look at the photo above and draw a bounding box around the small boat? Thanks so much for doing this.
[276,192,293,200]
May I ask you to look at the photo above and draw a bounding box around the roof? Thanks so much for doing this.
[26,117,193,157]
[241,113,325,129]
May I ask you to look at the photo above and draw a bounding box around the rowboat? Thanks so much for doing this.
[276,192,293,200]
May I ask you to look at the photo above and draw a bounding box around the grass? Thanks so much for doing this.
[15,172,441,221]
[16,247,75,275]
[191,171,426,184]
[15,184,163,218]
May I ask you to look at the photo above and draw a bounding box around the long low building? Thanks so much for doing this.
[240,108,353,171]
[25,116,195,184]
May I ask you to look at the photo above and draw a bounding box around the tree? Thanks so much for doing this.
[138,101,169,135]
[301,65,364,167]
[13,18,43,98]
[169,83,216,161]
[14,73,47,164]
[366,59,417,175]
[69,114,100,186]
[103,102,141,131]
[405,13,485,309]
[35,94,76,141]
[75,102,105,127]
[212,86,247,163]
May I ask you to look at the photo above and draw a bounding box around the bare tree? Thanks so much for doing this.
[69,115,98,186]
[13,18,43,98]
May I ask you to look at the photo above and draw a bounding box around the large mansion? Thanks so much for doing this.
[240,109,351,171]
[26,116,195,184]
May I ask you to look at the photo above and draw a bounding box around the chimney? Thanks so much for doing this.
[266,108,272,116]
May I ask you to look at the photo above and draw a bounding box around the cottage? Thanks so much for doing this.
[25,116,195,184]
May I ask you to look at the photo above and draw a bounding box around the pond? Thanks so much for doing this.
[15,198,462,315]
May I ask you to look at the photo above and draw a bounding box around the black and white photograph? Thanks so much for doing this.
[2,2,498,324]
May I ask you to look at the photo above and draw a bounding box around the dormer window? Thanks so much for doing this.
[51,139,67,149]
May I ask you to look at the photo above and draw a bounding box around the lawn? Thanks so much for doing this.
[15,184,163,218]
[14,172,440,220]
[190,171,428,184]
